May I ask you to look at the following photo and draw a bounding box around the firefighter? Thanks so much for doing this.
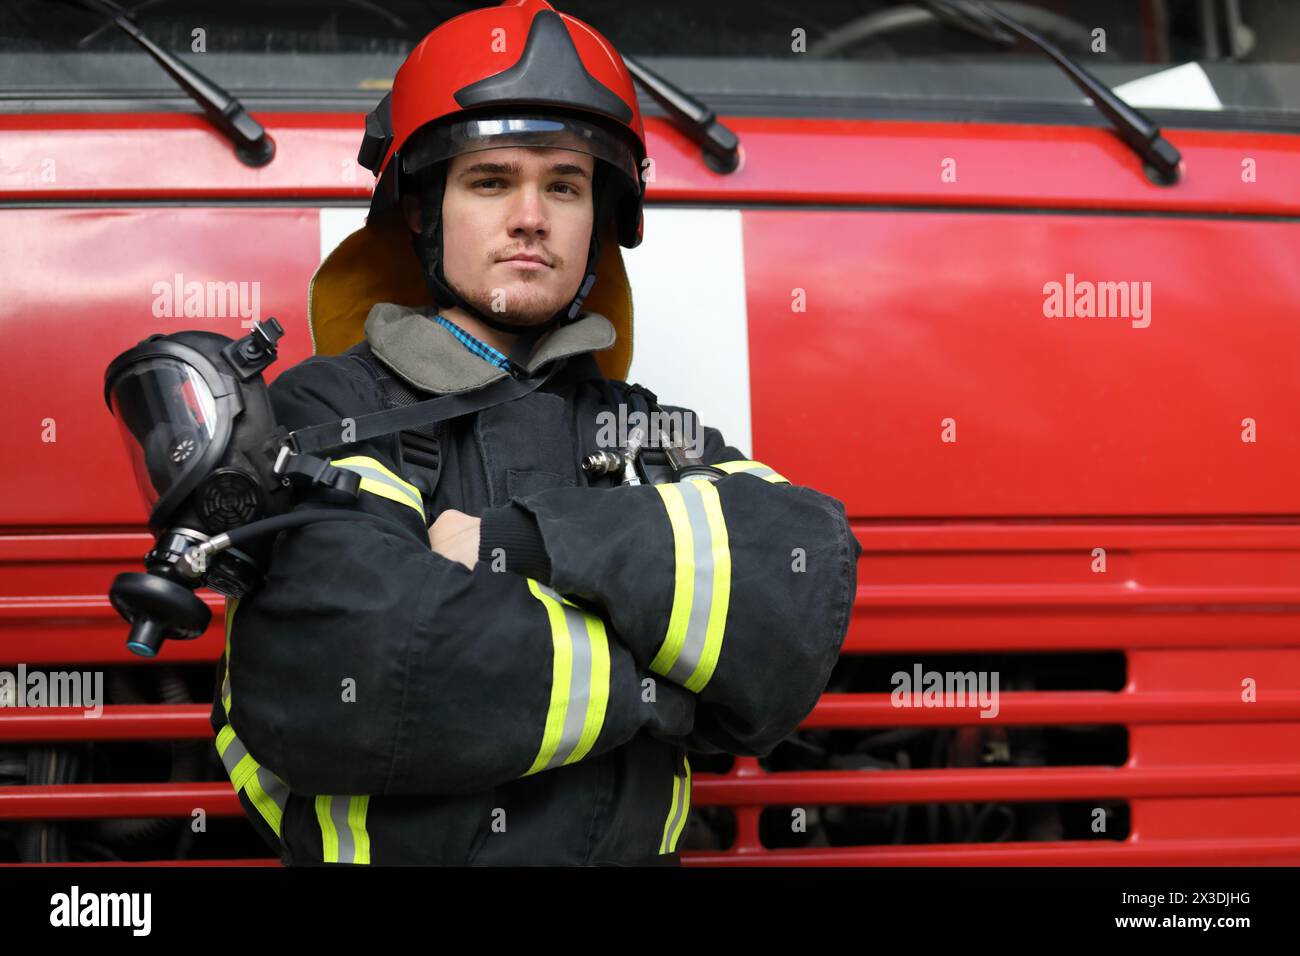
[209,0,862,866]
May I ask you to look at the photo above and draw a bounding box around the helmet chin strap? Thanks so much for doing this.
[410,161,609,353]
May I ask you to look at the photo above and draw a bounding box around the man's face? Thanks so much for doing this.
[418,145,595,326]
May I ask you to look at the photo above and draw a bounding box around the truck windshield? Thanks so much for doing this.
[2,0,1298,131]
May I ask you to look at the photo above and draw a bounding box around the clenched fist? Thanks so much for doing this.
[428,508,481,571]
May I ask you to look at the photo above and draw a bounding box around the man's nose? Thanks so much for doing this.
[506,183,548,238]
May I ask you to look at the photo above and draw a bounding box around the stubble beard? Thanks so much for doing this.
[464,268,573,325]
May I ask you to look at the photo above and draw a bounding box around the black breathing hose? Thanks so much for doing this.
[202,507,426,561]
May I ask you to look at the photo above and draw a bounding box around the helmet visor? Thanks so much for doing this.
[109,357,220,512]
[401,112,640,189]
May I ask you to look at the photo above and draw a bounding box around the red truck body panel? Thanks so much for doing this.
[2,110,1298,864]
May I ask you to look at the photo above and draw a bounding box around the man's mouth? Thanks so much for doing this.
[498,253,551,270]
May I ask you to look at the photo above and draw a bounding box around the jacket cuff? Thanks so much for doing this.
[478,504,552,583]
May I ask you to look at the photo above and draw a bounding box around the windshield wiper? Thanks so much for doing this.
[622,55,741,175]
[57,0,275,167]
[920,0,1182,185]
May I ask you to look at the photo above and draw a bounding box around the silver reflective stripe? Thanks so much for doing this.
[665,481,716,686]
[317,795,370,864]
[335,461,424,515]
[675,757,693,851]
[256,765,289,815]
[715,460,790,483]
[663,789,688,853]
[217,597,290,841]
[216,724,289,838]
[523,581,611,776]
[539,584,594,771]
[217,730,248,780]
[330,795,356,863]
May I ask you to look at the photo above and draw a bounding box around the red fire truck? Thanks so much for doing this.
[2,0,1298,865]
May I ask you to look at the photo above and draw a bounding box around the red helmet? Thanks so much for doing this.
[358,0,647,250]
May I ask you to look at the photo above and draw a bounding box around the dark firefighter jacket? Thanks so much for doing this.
[208,301,861,866]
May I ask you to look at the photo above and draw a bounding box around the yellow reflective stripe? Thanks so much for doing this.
[659,755,693,854]
[316,794,371,864]
[329,455,426,521]
[222,596,240,716]
[650,481,732,694]
[216,728,286,839]
[689,481,730,693]
[571,614,611,765]
[658,773,682,854]
[218,596,286,841]
[348,796,371,865]
[668,756,692,852]
[242,767,284,837]
[523,579,612,775]
[215,722,236,755]
[316,796,339,863]
[230,753,259,792]
[650,484,694,676]
[714,459,790,484]
[525,580,572,775]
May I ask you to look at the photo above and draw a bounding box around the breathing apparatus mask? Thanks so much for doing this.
[103,320,388,659]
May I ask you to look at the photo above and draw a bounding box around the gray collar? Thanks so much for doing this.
[364,303,616,395]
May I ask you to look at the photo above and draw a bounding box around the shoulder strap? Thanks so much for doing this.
[287,346,565,457]
[344,342,439,480]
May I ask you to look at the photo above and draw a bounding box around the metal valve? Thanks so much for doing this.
[581,427,648,486]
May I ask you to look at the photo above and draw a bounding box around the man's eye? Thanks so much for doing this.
[472,179,579,194]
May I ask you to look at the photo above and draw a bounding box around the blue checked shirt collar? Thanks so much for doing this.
[432,313,517,374]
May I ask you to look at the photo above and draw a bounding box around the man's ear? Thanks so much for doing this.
[400,193,422,234]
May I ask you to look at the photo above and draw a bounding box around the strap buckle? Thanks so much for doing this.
[273,444,361,503]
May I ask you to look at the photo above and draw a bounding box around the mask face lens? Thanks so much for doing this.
[109,358,219,512]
